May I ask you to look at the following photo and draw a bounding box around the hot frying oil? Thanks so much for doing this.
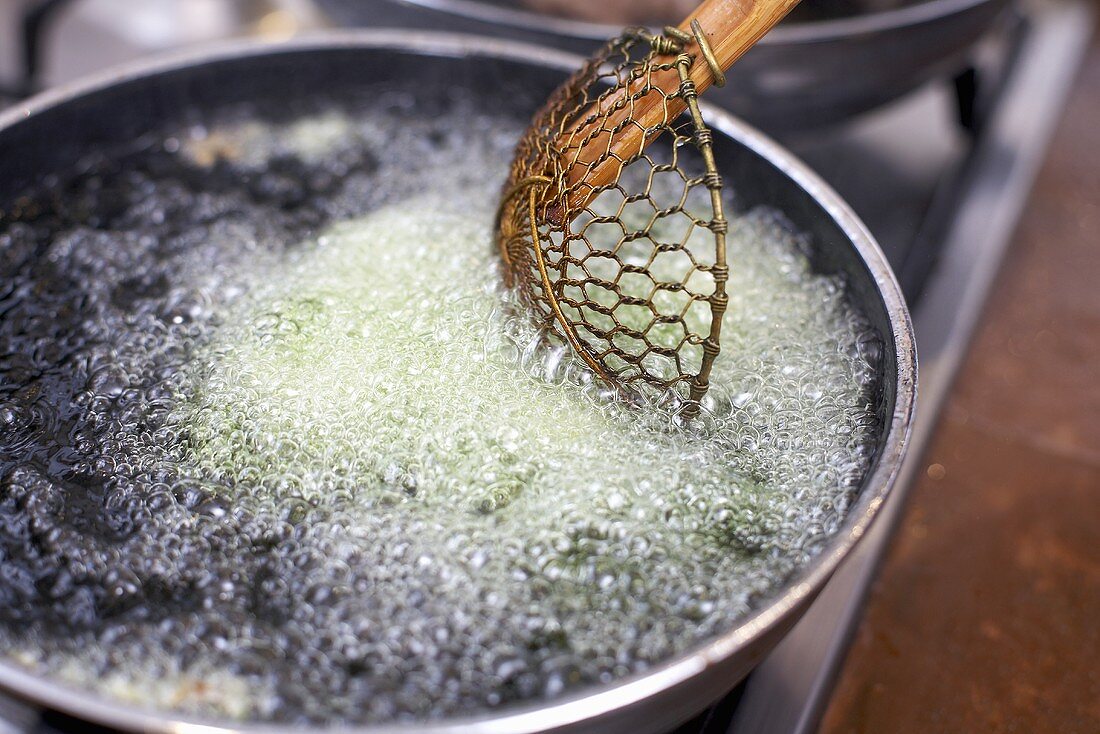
[0,103,880,724]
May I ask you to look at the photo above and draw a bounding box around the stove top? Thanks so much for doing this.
[0,1,1092,732]
[729,3,1092,732]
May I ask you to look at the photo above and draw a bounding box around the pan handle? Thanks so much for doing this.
[0,689,39,734]
[0,0,76,102]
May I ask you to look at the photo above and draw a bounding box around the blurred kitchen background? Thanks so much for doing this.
[1,1,1097,732]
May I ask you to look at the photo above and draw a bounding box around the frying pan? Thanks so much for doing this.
[0,32,915,733]
[315,0,1011,130]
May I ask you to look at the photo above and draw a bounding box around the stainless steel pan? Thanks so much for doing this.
[315,0,1010,130]
[0,31,915,733]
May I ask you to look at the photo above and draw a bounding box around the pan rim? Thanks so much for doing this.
[0,30,917,734]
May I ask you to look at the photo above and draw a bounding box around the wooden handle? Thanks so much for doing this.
[679,0,803,90]
[555,0,801,218]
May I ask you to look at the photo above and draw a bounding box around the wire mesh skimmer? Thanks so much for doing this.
[495,0,799,407]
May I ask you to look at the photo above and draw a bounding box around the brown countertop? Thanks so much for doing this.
[820,15,1100,734]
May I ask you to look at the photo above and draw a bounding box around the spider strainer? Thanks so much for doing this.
[495,24,732,407]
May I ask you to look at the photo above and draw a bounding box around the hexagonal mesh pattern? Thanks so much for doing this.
[496,28,729,405]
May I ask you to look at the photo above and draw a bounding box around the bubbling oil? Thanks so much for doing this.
[0,99,880,725]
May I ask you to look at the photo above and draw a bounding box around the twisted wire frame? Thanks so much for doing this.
[496,27,729,406]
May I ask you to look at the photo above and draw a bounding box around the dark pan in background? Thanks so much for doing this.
[314,0,1011,130]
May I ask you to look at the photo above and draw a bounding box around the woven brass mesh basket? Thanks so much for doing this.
[496,26,730,406]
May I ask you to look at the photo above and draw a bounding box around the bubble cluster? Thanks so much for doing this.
[0,98,880,725]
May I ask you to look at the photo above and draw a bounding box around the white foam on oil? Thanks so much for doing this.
[0,105,880,724]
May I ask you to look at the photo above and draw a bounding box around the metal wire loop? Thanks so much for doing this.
[690,18,727,88]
